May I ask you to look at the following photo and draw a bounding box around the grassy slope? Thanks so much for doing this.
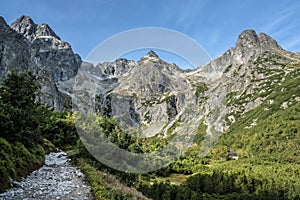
[138,55,300,199]
[0,139,45,192]
[218,66,300,163]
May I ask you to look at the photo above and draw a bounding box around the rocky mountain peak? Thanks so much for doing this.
[0,15,81,109]
[35,23,60,40]
[10,15,60,42]
[139,50,160,63]
[10,15,72,50]
[220,29,283,66]
[146,50,159,58]
[10,15,37,41]
[235,29,259,48]
[257,32,282,50]
[12,15,36,26]
[235,29,282,51]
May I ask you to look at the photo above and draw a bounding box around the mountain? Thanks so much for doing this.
[1,15,300,198]
[0,16,81,109]
[0,16,299,147]
[71,29,299,151]
[10,15,60,42]
[187,29,300,158]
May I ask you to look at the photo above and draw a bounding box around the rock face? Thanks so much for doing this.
[10,16,59,41]
[186,29,298,139]
[73,50,194,137]
[0,16,30,78]
[0,15,81,109]
[72,29,299,143]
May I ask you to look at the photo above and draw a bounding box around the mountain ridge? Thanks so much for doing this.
[71,27,295,147]
[10,15,61,42]
[0,16,299,142]
[1,15,300,199]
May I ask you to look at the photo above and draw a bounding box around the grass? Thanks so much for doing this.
[0,138,45,192]
[68,145,149,200]
[152,173,191,185]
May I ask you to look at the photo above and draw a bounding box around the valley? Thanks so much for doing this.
[0,15,299,199]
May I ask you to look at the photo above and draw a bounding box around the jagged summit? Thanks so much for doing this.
[10,15,60,42]
[12,15,35,26]
[235,29,258,48]
[235,29,282,50]
[10,15,71,50]
[139,50,160,63]
[35,23,60,40]
[193,29,285,79]
[10,15,37,41]
[257,32,282,50]
[146,50,159,58]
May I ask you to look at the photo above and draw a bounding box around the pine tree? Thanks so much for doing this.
[0,70,42,147]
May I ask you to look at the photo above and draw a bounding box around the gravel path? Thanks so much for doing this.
[0,151,93,200]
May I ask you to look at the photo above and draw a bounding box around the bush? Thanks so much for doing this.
[41,111,79,148]
[0,138,16,192]
[0,138,45,192]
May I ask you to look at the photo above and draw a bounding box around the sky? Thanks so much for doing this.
[1,0,300,68]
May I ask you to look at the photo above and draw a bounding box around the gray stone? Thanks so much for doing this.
[0,151,92,200]
[0,16,81,109]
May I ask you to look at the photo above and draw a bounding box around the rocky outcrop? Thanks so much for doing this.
[187,29,297,140]
[0,16,31,78]
[71,50,194,136]
[193,30,283,80]
[0,16,81,109]
[10,16,62,45]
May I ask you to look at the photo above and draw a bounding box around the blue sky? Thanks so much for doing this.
[1,0,300,68]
